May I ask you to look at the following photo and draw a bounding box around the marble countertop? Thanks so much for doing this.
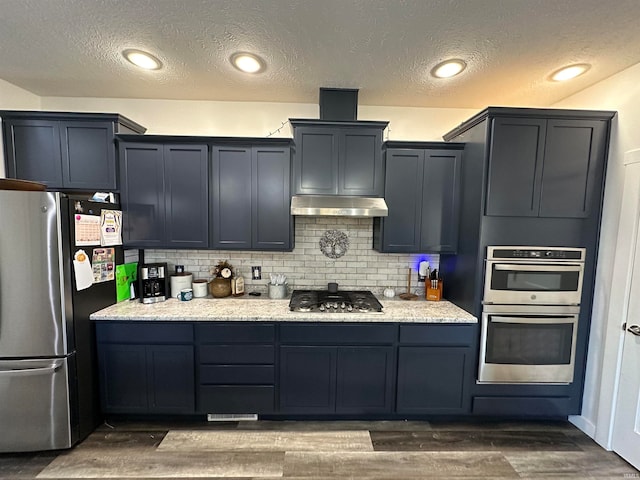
[90,296,477,323]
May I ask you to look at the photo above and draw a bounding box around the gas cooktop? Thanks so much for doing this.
[289,290,384,314]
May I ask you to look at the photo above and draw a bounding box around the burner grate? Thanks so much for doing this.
[289,289,383,314]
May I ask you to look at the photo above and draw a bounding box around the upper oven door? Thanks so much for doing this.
[483,261,584,305]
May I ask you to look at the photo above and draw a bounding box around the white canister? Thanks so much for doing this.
[192,279,209,298]
[170,273,193,297]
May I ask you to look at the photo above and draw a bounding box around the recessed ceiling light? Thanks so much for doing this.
[431,59,467,79]
[230,52,266,74]
[550,63,591,82]
[122,49,163,70]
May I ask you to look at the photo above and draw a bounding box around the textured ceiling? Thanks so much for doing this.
[1,0,640,108]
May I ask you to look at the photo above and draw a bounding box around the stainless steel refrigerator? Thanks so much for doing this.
[0,190,123,452]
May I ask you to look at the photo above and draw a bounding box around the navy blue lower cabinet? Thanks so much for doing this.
[279,346,337,413]
[99,344,149,413]
[98,343,195,414]
[146,345,195,413]
[472,396,572,417]
[279,345,395,414]
[196,323,276,415]
[336,346,394,414]
[396,346,472,414]
[96,322,195,414]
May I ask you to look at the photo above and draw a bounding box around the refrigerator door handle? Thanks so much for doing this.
[0,360,64,377]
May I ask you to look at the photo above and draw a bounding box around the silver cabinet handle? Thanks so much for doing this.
[628,324,640,337]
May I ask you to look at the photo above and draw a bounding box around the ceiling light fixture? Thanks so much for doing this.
[550,63,591,82]
[230,52,266,74]
[122,49,163,70]
[431,59,467,79]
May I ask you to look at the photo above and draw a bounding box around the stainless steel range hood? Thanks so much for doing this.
[290,195,388,217]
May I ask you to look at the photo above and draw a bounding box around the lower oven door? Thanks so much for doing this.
[478,305,579,384]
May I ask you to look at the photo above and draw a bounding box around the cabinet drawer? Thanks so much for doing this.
[399,324,476,346]
[96,322,194,343]
[198,386,274,413]
[199,345,274,364]
[199,365,274,385]
[196,323,275,343]
[280,323,396,344]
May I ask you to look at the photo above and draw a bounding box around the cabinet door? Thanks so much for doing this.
[396,346,471,414]
[119,143,165,247]
[60,121,116,190]
[164,144,209,248]
[3,119,63,188]
[420,149,462,253]
[336,347,394,414]
[279,346,336,413]
[98,344,148,413]
[252,146,292,250]
[339,128,384,196]
[210,146,252,249]
[379,149,424,252]
[486,118,546,216]
[293,127,339,194]
[147,345,195,413]
[539,119,607,218]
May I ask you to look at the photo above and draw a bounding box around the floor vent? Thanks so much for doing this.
[207,413,258,422]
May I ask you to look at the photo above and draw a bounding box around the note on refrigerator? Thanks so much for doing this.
[73,249,94,290]
[74,214,101,246]
[92,248,115,283]
[100,209,122,246]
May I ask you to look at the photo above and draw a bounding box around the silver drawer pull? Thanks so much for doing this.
[628,324,640,337]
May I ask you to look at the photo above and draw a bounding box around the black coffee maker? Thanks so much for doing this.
[139,262,168,304]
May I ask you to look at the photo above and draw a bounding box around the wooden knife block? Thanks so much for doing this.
[426,280,443,301]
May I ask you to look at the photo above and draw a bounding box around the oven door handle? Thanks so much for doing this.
[490,316,577,324]
[493,264,583,272]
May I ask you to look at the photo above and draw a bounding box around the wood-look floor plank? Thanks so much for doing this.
[503,451,639,478]
[236,420,432,431]
[426,419,579,432]
[0,452,58,479]
[157,431,373,452]
[74,432,166,450]
[36,451,284,478]
[96,420,238,432]
[283,451,518,478]
[371,430,582,451]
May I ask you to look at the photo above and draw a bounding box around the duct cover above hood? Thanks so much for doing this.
[290,195,388,217]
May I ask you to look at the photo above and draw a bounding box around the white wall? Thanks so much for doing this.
[0,79,41,177]
[0,79,41,110]
[40,96,476,141]
[552,62,640,445]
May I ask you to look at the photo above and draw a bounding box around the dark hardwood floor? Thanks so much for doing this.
[0,419,637,479]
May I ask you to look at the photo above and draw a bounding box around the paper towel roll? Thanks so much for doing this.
[170,273,193,297]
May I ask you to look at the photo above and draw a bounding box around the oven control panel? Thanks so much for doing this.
[488,246,585,261]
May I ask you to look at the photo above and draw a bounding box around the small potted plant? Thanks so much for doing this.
[209,260,233,298]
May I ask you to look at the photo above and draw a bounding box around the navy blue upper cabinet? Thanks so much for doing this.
[1,111,145,190]
[290,119,388,196]
[211,146,252,250]
[211,143,293,251]
[486,117,608,218]
[374,142,463,253]
[119,141,209,248]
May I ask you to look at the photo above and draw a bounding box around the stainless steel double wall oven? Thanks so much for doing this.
[479,246,586,384]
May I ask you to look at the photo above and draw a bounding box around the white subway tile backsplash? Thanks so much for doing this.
[143,217,440,294]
